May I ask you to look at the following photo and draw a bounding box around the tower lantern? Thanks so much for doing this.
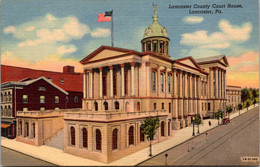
[141,4,170,57]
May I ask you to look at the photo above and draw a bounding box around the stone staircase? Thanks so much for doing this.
[45,128,64,150]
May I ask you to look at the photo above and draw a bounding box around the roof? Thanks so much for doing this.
[2,76,69,95]
[1,65,83,92]
[195,55,229,66]
[143,5,168,39]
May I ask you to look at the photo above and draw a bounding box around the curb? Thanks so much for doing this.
[135,105,258,166]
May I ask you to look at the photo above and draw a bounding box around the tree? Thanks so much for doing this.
[226,105,233,119]
[238,103,242,115]
[214,109,224,125]
[140,117,160,157]
[253,99,257,107]
[246,101,250,110]
[241,88,249,103]
[194,114,202,134]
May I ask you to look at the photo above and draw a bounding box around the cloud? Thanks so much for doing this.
[182,16,204,24]
[180,19,252,49]
[26,26,35,31]
[46,13,56,22]
[4,26,16,34]
[91,28,110,38]
[57,45,77,55]
[228,51,259,66]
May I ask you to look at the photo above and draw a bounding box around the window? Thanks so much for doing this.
[113,71,117,96]
[137,102,140,112]
[154,103,157,110]
[159,42,164,54]
[55,96,59,103]
[140,127,144,142]
[102,72,107,96]
[82,128,88,148]
[115,101,119,110]
[161,73,164,92]
[169,103,171,113]
[168,121,171,136]
[96,129,102,150]
[38,86,46,91]
[104,102,108,110]
[152,72,156,91]
[112,129,118,150]
[153,42,157,52]
[32,123,35,138]
[1,93,3,102]
[124,69,128,95]
[147,42,151,51]
[129,126,134,145]
[25,122,29,137]
[74,96,78,103]
[94,102,98,111]
[19,121,22,136]
[60,79,64,84]
[168,75,171,93]
[66,96,69,103]
[40,107,45,111]
[40,96,45,103]
[23,95,28,103]
[55,107,60,110]
[8,92,11,101]
[161,121,165,137]
[23,108,28,111]
[70,127,75,146]
[162,103,164,110]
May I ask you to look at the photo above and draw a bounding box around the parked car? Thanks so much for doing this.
[222,118,230,124]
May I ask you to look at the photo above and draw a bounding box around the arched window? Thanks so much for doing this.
[112,129,118,150]
[8,105,11,117]
[32,123,35,138]
[70,126,75,146]
[129,126,134,145]
[19,121,22,136]
[25,122,29,137]
[1,93,3,102]
[82,128,88,148]
[168,121,170,136]
[104,102,108,110]
[140,127,144,142]
[94,102,98,111]
[137,102,140,112]
[161,121,165,137]
[4,106,7,116]
[4,92,7,102]
[1,106,3,116]
[115,101,119,110]
[8,92,11,102]
[96,129,102,150]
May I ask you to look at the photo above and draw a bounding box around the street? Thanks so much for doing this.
[1,147,55,166]
[138,107,259,166]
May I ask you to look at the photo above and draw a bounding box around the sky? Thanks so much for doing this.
[1,0,259,88]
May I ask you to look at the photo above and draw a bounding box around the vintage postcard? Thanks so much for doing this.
[1,0,259,166]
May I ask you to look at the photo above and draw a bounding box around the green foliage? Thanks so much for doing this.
[238,103,243,110]
[241,87,259,105]
[214,109,224,120]
[246,101,250,108]
[194,114,202,125]
[140,117,160,141]
[226,105,233,114]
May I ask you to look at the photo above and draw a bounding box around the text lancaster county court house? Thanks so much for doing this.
[16,6,241,163]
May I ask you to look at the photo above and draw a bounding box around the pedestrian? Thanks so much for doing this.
[208,121,211,126]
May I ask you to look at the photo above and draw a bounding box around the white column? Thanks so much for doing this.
[215,67,219,98]
[109,66,113,97]
[83,71,86,98]
[131,62,135,96]
[99,68,103,98]
[184,72,188,98]
[179,71,183,98]
[194,76,197,98]
[173,69,177,97]
[121,64,125,97]
[89,70,93,98]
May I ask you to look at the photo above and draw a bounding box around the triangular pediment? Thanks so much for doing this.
[80,46,140,64]
[175,57,201,70]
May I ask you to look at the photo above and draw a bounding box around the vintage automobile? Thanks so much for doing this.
[222,118,230,124]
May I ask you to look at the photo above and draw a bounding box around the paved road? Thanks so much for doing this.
[138,107,259,166]
[1,147,55,166]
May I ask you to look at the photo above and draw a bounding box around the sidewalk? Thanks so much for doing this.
[1,105,258,166]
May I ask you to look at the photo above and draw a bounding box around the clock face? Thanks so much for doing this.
[147,29,153,35]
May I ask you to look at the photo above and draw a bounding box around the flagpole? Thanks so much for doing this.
[111,10,114,47]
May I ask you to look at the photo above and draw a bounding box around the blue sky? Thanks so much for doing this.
[1,0,259,87]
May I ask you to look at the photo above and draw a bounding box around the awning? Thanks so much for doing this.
[1,124,11,128]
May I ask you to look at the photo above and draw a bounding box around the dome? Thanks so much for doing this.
[143,5,168,39]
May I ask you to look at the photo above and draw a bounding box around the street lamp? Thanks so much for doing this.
[165,153,168,166]
[192,117,195,136]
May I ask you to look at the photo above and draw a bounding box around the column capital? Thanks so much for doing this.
[182,71,187,75]
[138,64,142,68]
[109,66,113,70]
[89,69,93,73]
[209,67,214,71]
[98,67,103,71]
[120,64,125,68]
[214,66,219,70]
[83,70,88,74]
[145,61,151,66]
[172,68,177,72]
[130,62,135,67]
[223,70,226,73]
[177,70,182,74]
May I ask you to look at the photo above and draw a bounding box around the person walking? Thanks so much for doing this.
[208,121,211,126]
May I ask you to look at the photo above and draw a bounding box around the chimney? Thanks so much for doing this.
[63,66,75,74]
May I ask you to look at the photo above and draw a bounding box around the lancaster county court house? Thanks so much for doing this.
[62,6,236,163]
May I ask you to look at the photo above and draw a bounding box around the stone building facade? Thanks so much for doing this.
[63,5,231,163]
[226,85,241,110]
